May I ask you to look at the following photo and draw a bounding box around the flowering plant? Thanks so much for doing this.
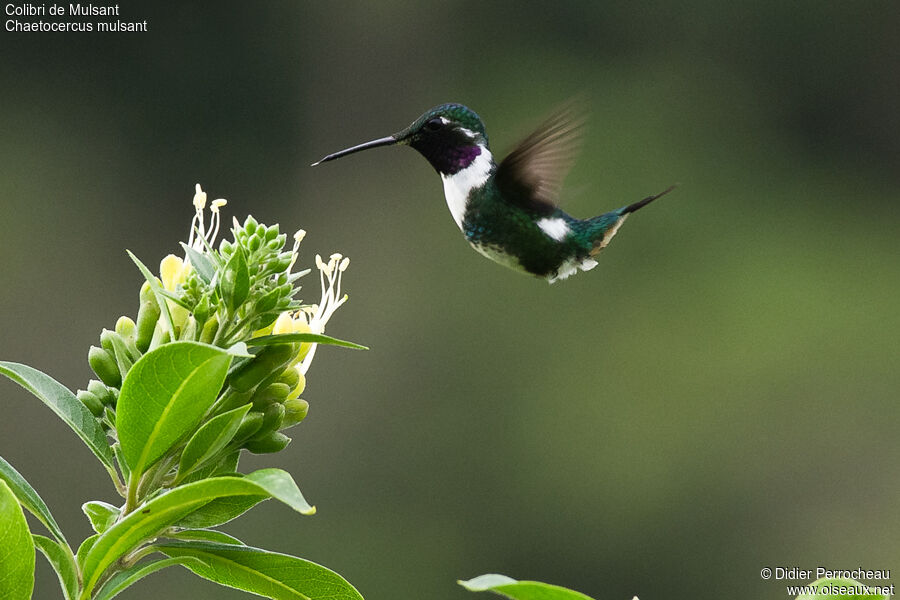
[0,185,365,600]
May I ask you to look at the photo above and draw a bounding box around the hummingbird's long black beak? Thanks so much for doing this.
[311,135,399,166]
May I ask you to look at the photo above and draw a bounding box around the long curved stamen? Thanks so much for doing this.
[208,199,227,246]
[187,185,228,253]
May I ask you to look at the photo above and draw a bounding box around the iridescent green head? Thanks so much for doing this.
[312,103,489,175]
[402,103,487,142]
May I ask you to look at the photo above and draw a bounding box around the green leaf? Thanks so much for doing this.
[177,404,251,482]
[459,575,596,600]
[795,577,891,600]
[153,287,193,310]
[243,468,314,513]
[113,443,131,482]
[180,449,239,485]
[220,245,250,312]
[175,468,315,529]
[0,455,68,545]
[157,540,364,600]
[180,242,217,283]
[127,250,176,337]
[116,341,232,479]
[0,362,114,470]
[80,469,314,596]
[33,534,78,600]
[77,533,100,572]
[0,479,35,600]
[248,332,368,350]
[93,556,208,600]
[83,500,120,534]
[164,528,244,545]
[173,495,268,529]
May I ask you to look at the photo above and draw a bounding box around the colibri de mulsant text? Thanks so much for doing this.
[5,4,148,32]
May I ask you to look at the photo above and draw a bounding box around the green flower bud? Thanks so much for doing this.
[135,299,161,353]
[87,379,115,406]
[266,238,282,251]
[243,431,291,454]
[139,280,155,303]
[264,224,279,242]
[256,312,279,331]
[243,215,258,234]
[76,390,104,417]
[99,329,116,353]
[255,289,280,314]
[101,329,136,376]
[89,346,121,387]
[281,398,309,428]
[286,370,306,401]
[114,317,142,359]
[228,344,296,392]
[233,411,264,443]
[267,257,288,274]
[252,402,285,438]
[199,315,219,344]
[276,366,300,390]
[251,382,290,410]
[193,295,211,325]
[115,316,136,340]
[180,316,198,341]
[219,239,234,255]
[148,323,171,351]
[248,233,262,252]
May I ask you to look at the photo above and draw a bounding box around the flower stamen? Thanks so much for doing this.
[187,184,227,252]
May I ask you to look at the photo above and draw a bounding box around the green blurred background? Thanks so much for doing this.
[2,2,898,598]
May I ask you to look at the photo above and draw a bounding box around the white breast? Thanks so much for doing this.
[439,147,493,229]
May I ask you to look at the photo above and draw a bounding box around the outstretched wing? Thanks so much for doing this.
[494,103,585,216]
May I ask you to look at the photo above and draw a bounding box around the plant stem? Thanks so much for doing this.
[105,464,126,497]
[124,472,139,515]
[122,544,158,567]
[211,307,231,346]
[143,455,177,494]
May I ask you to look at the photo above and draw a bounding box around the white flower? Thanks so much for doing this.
[295,252,350,375]
[261,249,350,376]
[308,253,349,335]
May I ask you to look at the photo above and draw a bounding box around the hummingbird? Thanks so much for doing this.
[313,103,674,283]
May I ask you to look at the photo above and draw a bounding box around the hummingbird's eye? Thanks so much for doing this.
[423,118,444,132]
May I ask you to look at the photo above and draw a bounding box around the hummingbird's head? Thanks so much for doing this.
[312,103,490,176]
[399,104,488,175]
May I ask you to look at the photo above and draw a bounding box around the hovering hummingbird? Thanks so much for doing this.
[313,103,674,283]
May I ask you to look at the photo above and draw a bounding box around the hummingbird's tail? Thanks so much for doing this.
[583,184,676,255]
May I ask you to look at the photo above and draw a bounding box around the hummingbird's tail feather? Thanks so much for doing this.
[581,184,675,255]
[621,184,677,215]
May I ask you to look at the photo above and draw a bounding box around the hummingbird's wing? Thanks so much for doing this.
[494,103,584,216]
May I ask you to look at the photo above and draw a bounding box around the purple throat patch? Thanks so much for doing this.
[449,144,481,173]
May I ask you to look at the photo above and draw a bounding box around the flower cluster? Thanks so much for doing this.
[77,184,351,461]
